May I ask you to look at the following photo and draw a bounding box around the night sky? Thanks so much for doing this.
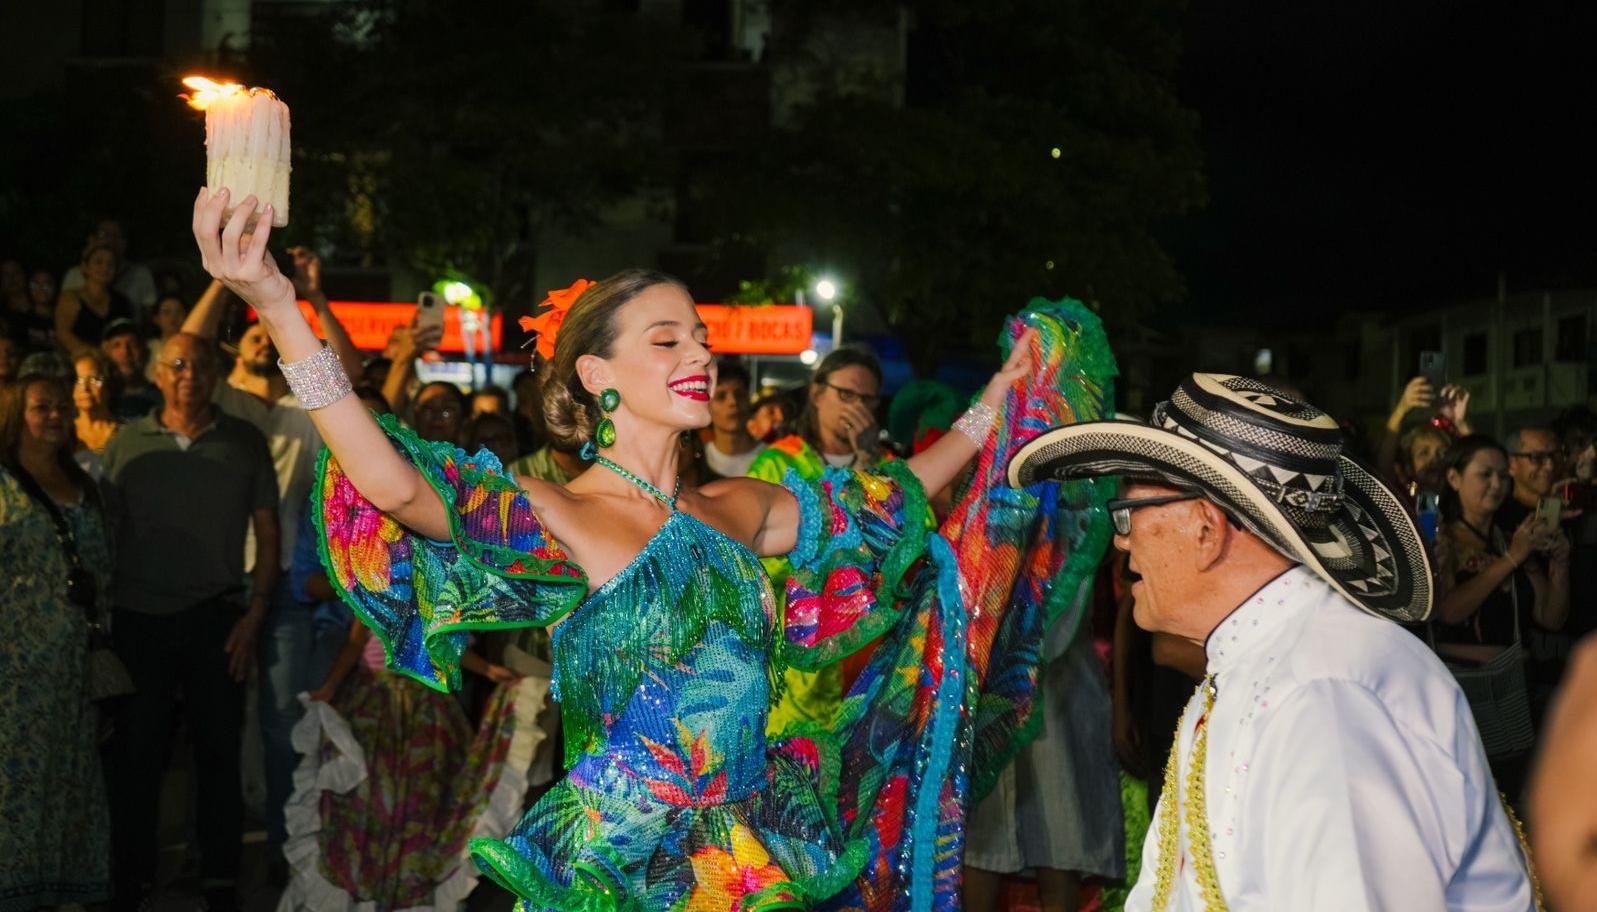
[1168,0,1597,324]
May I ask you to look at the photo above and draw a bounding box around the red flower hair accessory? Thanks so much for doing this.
[518,278,596,361]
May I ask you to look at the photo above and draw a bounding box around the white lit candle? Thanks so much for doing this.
[183,76,291,227]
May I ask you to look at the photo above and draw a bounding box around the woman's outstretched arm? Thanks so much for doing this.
[192,187,450,539]
[901,327,1034,497]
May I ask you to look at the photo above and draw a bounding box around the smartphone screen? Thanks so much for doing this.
[1418,350,1445,390]
[1537,495,1563,531]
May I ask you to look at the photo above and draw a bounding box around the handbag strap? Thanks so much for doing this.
[4,461,92,588]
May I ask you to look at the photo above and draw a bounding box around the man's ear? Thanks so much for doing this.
[575,353,613,398]
[1192,498,1233,572]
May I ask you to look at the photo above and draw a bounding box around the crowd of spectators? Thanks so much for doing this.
[8,218,1597,910]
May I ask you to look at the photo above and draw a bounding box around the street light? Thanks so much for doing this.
[442,281,473,305]
[814,277,842,346]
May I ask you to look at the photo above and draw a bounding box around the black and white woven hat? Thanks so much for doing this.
[1008,373,1432,622]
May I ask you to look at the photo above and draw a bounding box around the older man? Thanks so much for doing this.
[1501,426,1561,532]
[102,332,279,912]
[180,251,364,869]
[1010,373,1536,910]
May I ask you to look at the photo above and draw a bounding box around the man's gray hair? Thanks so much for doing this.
[1504,426,1555,455]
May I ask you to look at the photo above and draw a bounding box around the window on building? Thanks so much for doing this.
[1512,327,1543,368]
[1406,324,1442,374]
[1462,332,1489,376]
[1556,314,1588,362]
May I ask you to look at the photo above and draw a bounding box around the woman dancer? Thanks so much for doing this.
[194,188,1110,912]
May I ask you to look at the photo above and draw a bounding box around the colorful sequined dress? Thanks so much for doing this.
[313,300,1116,912]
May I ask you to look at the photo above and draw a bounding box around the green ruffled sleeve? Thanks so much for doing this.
[314,415,588,692]
[779,459,933,670]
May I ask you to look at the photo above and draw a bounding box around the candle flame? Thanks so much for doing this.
[181,75,270,110]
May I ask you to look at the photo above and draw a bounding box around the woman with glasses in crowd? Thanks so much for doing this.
[746,346,890,735]
[0,368,113,909]
[72,349,121,478]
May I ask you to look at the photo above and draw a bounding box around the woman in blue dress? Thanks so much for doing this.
[191,188,1114,912]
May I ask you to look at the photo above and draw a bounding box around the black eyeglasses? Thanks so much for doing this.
[1510,451,1558,466]
[1105,493,1203,536]
[822,382,880,408]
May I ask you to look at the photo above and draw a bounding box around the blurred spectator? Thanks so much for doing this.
[359,355,392,392]
[1,259,27,324]
[471,382,511,417]
[379,317,444,418]
[145,292,188,379]
[703,358,764,479]
[464,411,519,466]
[1431,434,1569,799]
[101,318,162,421]
[1498,425,1575,714]
[0,370,113,910]
[24,269,59,351]
[749,346,886,735]
[55,243,133,356]
[0,333,18,383]
[71,349,121,478]
[1378,376,1470,495]
[747,387,796,443]
[102,333,279,912]
[1553,409,1597,641]
[411,381,467,447]
[1397,423,1452,495]
[60,218,157,319]
[182,253,365,864]
[510,368,544,454]
[1499,426,1561,532]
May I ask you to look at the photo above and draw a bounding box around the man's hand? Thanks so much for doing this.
[388,318,444,363]
[288,246,324,304]
[1437,384,1471,433]
[225,601,266,681]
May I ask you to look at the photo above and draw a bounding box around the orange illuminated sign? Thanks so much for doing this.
[696,305,812,355]
[289,301,808,357]
[295,301,502,353]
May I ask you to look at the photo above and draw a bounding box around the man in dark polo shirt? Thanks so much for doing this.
[101,332,279,912]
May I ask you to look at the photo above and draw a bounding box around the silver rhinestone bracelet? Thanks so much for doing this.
[953,401,998,445]
[279,343,353,410]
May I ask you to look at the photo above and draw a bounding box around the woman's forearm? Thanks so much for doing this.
[1538,566,1571,631]
[256,295,447,538]
[1434,557,1518,625]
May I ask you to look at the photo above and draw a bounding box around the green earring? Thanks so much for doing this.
[594,387,620,449]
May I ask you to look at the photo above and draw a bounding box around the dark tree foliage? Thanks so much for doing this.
[248,0,684,309]
[701,0,1205,370]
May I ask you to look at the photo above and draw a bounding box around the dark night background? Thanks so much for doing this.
[4,0,1596,340]
[1172,0,1597,324]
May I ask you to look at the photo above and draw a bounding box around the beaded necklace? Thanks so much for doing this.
[1150,676,1227,911]
[593,453,681,509]
[1149,677,1546,912]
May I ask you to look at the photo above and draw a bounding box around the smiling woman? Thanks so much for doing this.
[190,185,1090,912]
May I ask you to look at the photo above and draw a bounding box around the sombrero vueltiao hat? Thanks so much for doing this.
[1008,373,1432,622]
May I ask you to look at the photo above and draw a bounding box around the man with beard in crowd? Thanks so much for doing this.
[179,246,364,877]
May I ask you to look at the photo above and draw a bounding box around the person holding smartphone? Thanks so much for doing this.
[1431,435,1570,799]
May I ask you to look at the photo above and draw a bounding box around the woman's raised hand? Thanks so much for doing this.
[978,327,1038,408]
[192,187,295,315]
